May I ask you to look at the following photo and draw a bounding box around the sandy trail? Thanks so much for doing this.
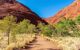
[20,36,62,50]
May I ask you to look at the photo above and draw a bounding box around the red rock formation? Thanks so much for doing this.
[0,0,47,25]
[44,0,80,24]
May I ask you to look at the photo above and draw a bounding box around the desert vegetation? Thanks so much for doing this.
[0,15,80,50]
[39,15,80,37]
[39,15,80,50]
[0,15,36,50]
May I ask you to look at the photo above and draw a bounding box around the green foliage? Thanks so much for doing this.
[37,22,45,31]
[37,22,54,37]
[0,15,80,46]
[76,15,80,24]
[36,16,80,37]
[0,15,16,44]
[53,18,80,37]
[27,24,36,33]
[13,19,29,34]
[0,15,37,45]
[12,19,36,34]
[43,25,53,37]
[0,15,16,34]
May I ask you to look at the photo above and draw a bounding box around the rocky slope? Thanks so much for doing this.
[44,0,80,24]
[0,0,47,25]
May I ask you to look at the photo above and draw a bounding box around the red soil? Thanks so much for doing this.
[19,36,62,50]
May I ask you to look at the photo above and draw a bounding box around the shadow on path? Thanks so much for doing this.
[13,35,62,50]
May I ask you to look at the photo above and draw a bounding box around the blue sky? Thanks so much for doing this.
[17,0,74,18]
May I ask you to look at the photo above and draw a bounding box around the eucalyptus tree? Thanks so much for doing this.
[0,15,16,45]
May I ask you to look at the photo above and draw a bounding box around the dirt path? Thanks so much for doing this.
[20,36,62,50]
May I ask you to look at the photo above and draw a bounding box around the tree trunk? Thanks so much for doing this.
[7,25,11,45]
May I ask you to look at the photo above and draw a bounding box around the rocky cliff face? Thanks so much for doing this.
[44,0,80,24]
[0,0,47,25]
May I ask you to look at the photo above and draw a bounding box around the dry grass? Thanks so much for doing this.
[0,32,8,50]
[0,33,35,50]
[5,34,35,50]
[50,37,80,50]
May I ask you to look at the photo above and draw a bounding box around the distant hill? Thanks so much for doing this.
[44,0,80,24]
[0,0,47,25]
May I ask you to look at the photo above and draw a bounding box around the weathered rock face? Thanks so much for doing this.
[44,0,80,24]
[0,0,16,5]
[0,0,47,25]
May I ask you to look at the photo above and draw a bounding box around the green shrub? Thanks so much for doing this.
[53,18,80,37]
[37,22,54,37]
[0,15,16,45]
[12,19,36,34]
